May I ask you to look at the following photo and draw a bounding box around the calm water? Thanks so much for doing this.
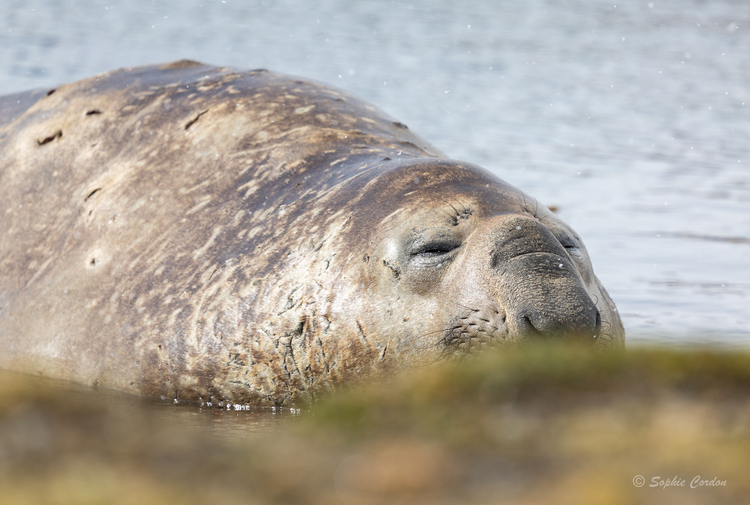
[1,0,748,346]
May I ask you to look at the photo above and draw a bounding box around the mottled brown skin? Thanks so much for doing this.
[0,60,624,405]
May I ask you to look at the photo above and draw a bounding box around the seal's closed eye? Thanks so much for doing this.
[407,232,462,265]
[551,230,583,255]
[413,241,460,258]
[558,236,578,250]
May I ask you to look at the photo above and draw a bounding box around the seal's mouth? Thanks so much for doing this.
[441,304,608,353]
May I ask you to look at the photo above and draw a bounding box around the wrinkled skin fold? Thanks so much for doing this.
[0,61,624,406]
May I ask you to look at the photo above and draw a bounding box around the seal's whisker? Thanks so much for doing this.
[418,327,456,340]
[439,209,458,223]
[445,201,461,217]
[446,301,480,313]
[450,198,474,219]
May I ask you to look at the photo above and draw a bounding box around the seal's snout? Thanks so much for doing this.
[485,215,602,343]
[513,300,602,342]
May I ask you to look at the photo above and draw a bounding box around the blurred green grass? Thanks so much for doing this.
[2,344,750,505]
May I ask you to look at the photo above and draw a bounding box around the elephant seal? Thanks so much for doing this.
[0,60,624,405]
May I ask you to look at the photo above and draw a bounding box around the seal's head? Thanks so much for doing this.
[330,158,624,366]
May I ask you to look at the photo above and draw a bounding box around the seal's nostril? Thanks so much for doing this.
[519,315,543,339]
[511,301,600,342]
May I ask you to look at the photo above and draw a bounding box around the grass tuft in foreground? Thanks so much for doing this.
[2,344,750,505]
